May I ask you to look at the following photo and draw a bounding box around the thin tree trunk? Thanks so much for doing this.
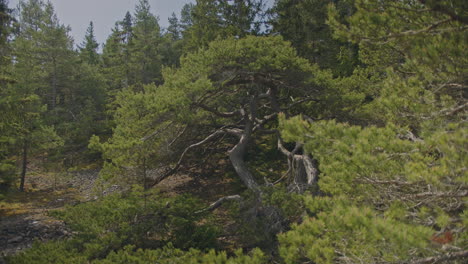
[19,139,28,192]
[51,57,57,110]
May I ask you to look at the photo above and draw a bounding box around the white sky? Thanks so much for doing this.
[8,0,195,46]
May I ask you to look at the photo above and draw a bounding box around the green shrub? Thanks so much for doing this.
[7,190,220,263]
[94,244,266,264]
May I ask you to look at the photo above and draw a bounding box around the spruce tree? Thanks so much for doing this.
[79,21,100,65]
[131,0,162,85]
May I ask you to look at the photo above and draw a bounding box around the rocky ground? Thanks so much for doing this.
[0,169,100,262]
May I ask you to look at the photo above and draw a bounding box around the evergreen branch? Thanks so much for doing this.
[141,121,173,141]
[362,19,461,44]
[418,0,468,25]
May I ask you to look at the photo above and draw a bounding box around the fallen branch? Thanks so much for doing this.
[408,249,468,264]
[407,190,468,199]
[195,195,242,214]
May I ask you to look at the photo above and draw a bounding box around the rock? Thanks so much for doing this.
[7,236,23,244]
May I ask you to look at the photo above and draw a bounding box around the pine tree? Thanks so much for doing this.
[93,36,332,193]
[278,0,468,262]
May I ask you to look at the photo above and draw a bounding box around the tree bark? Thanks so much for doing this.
[288,154,319,193]
[229,129,260,192]
[19,139,28,192]
[228,96,261,193]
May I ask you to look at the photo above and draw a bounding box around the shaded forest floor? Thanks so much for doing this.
[1,160,246,260]
[0,169,93,258]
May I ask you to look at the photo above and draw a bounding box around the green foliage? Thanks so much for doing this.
[95,35,330,187]
[277,1,467,262]
[79,21,100,65]
[270,0,358,76]
[94,245,266,264]
[182,0,265,51]
[8,191,221,263]
[279,198,433,264]
[231,187,305,251]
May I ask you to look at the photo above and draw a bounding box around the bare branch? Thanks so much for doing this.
[281,97,319,111]
[150,128,226,187]
[439,102,468,116]
[195,195,242,214]
[196,103,242,118]
[167,125,188,147]
[407,190,467,199]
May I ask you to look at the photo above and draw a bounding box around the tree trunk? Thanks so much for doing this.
[229,97,261,193]
[229,136,260,192]
[288,154,319,193]
[19,139,28,192]
[51,57,57,110]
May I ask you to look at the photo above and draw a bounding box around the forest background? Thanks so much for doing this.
[0,0,466,263]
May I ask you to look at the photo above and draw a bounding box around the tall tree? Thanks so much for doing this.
[166,12,180,40]
[131,0,162,86]
[183,0,265,51]
[270,0,357,76]
[160,14,183,68]
[93,36,333,194]
[0,0,16,190]
[79,21,99,65]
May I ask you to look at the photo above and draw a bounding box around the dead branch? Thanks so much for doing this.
[195,195,242,214]
[150,128,226,187]
[439,102,468,116]
[408,249,468,264]
[167,125,188,147]
[407,190,467,199]
[196,103,242,118]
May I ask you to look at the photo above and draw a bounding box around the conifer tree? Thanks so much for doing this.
[278,0,468,262]
[183,0,265,51]
[79,21,100,65]
[131,0,162,85]
[270,0,357,75]
[0,0,16,189]
[167,12,180,40]
[160,12,183,67]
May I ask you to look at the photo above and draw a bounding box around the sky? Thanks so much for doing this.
[8,0,194,46]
